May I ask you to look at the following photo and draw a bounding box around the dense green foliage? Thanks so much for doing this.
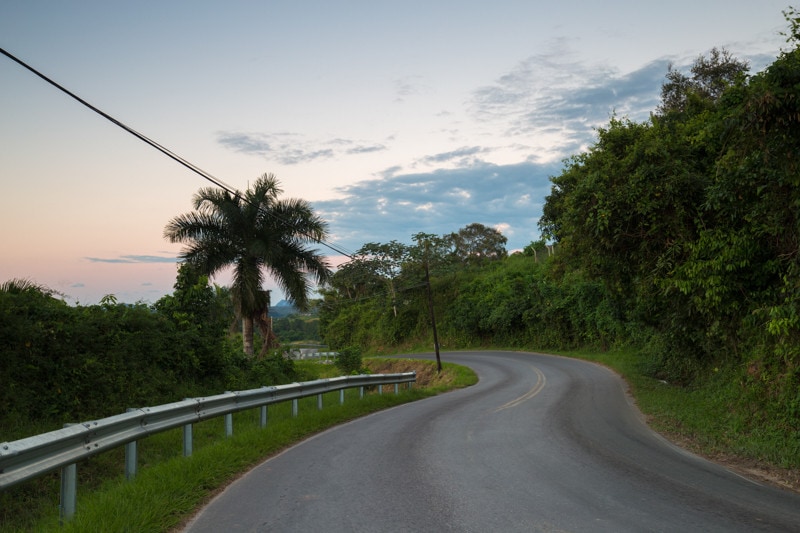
[320,13,800,463]
[320,249,615,353]
[319,224,511,351]
[541,24,800,399]
[272,314,320,343]
[335,346,365,374]
[0,266,299,436]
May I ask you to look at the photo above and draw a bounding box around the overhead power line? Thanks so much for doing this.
[0,46,356,260]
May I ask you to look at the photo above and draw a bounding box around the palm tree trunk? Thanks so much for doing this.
[256,308,279,353]
[242,316,255,356]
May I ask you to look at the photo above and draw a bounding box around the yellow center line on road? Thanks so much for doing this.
[494,365,547,412]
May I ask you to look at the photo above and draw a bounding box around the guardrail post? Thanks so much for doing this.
[378,384,383,395]
[59,423,77,523]
[339,389,345,405]
[125,440,137,480]
[292,398,298,417]
[60,462,77,523]
[359,386,364,399]
[124,409,137,479]
[260,405,268,428]
[317,393,323,410]
[223,392,234,437]
[183,424,193,457]
[394,383,399,395]
[408,381,413,390]
[225,413,233,437]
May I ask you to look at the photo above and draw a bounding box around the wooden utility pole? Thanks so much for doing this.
[423,250,443,373]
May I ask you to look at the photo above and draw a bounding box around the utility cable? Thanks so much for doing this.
[0,46,356,260]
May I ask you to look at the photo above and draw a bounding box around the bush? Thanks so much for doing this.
[335,346,364,374]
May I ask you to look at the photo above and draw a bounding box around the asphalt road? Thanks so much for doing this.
[183,351,800,532]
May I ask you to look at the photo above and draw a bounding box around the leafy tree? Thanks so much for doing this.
[325,257,377,300]
[326,241,409,304]
[539,49,754,377]
[669,19,800,353]
[164,173,332,356]
[409,232,456,273]
[154,262,231,373]
[354,241,409,316]
[155,263,223,327]
[450,222,507,265]
[658,47,749,115]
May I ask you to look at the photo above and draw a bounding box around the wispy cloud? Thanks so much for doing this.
[347,144,387,155]
[418,146,487,165]
[313,160,562,253]
[469,44,780,159]
[217,131,388,165]
[86,255,176,264]
[470,47,669,156]
[310,52,684,253]
[222,46,782,259]
[394,75,429,102]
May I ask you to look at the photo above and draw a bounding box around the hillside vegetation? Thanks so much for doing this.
[320,12,800,471]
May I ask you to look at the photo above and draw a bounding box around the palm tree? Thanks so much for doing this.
[164,173,331,356]
[0,278,62,297]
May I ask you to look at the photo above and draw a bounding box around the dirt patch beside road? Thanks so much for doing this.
[365,358,455,389]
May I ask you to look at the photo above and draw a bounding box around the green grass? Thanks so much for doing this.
[0,359,475,532]
[6,346,796,532]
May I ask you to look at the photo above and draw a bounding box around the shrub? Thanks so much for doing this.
[335,346,364,374]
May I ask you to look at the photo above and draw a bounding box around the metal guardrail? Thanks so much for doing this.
[0,372,416,520]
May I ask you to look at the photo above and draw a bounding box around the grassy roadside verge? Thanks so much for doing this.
[5,347,796,531]
[555,346,800,493]
[0,359,475,533]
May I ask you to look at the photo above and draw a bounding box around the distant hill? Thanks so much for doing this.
[270,300,298,318]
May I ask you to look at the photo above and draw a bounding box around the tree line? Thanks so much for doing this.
[2,172,337,431]
[318,229,609,352]
[0,273,295,432]
[319,11,800,436]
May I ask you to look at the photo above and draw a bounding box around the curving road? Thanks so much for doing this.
[183,351,800,532]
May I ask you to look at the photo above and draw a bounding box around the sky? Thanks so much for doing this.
[0,1,793,305]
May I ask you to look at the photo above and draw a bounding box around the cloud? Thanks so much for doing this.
[394,75,429,102]
[419,146,487,165]
[217,131,388,165]
[71,282,85,288]
[469,44,781,160]
[347,144,387,155]
[216,47,781,262]
[86,255,176,264]
[470,49,669,155]
[215,132,272,155]
[313,160,562,254]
